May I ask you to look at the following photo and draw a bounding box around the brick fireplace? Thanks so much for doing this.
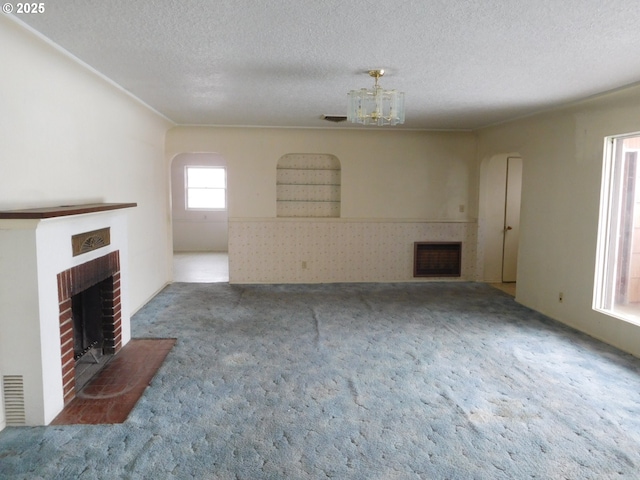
[57,251,122,404]
[0,203,135,427]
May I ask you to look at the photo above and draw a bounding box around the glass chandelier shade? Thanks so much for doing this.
[347,70,405,126]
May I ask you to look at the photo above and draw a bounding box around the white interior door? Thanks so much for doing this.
[502,157,522,282]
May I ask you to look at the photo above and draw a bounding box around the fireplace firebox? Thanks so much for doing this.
[71,276,118,390]
[73,280,106,360]
[58,251,122,404]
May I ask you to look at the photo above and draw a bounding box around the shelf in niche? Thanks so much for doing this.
[276,167,341,171]
[277,183,340,203]
[276,200,341,203]
[277,183,341,186]
[276,153,341,218]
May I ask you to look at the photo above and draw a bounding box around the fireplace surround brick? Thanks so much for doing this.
[57,251,122,404]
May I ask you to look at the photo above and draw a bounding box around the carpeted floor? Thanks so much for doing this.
[1,282,640,479]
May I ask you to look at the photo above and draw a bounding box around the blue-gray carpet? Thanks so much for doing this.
[1,282,640,479]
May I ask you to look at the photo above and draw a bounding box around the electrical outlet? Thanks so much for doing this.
[559,292,563,303]
[302,261,307,270]
[459,204,465,213]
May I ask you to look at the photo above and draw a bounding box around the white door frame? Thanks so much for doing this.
[501,156,522,283]
[478,154,522,284]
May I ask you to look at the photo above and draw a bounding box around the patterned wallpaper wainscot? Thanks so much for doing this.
[228,218,478,284]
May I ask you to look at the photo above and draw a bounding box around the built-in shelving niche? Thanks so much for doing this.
[276,154,341,217]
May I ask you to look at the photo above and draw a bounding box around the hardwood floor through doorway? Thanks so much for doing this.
[173,252,229,283]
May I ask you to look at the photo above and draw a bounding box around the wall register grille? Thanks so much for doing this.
[414,242,462,277]
[3,375,26,426]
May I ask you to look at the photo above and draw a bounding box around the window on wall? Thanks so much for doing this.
[185,166,226,210]
[594,133,640,324]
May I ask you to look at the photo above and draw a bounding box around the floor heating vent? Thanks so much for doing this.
[414,242,462,277]
[3,375,26,426]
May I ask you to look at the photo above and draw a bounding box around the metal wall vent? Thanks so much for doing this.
[322,115,347,123]
[414,242,462,277]
[3,375,26,426]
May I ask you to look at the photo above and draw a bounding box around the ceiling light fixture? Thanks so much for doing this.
[347,69,405,126]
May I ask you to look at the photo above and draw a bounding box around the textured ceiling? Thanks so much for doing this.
[12,0,640,130]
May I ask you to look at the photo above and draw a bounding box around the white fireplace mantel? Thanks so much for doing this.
[0,203,135,427]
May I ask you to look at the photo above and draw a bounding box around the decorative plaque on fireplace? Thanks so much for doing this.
[72,228,111,256]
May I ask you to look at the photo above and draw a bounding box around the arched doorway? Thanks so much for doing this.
[170,152,229,282]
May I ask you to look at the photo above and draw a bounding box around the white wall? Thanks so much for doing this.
[0,16,173,309]
[171,153,228,252]
[166,127,478,220]
[477,84,640,358]
[0,17,172,428]
[166,127,479,283]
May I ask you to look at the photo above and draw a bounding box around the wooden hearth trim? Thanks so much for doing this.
[0,203,136,219]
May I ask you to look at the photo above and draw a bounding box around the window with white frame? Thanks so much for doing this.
[185,166,226,210]
[594,132,640,324]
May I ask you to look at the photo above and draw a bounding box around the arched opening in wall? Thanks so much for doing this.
[478,154,522,293]
[170,152,229,282]
[276,153,341,217]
